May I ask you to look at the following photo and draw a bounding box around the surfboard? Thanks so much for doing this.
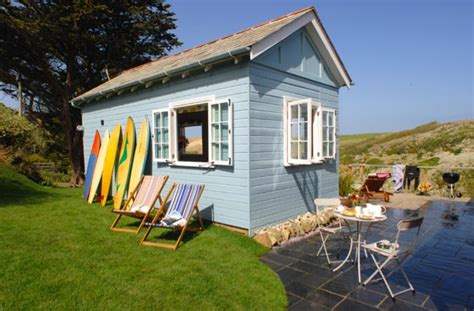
[88,129,109,204]
[126,117,150,210]
[83,130,101,199]
[113,117,136,210]
[101,123,122,206]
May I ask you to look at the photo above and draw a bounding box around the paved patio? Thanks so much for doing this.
[260,200,474,310]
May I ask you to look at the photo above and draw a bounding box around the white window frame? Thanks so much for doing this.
[284,97,337,166]
[320,107,336,159]
[152,108,171,162]
[208,98,233,166]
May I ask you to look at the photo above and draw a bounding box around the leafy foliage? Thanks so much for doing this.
[0,1,181,184]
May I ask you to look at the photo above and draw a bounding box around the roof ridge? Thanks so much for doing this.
[120,6,314,75]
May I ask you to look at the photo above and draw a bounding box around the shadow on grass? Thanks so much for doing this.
[142,219,210,246]
[0,189,54,207]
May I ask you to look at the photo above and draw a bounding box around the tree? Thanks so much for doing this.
[0,1,181,185]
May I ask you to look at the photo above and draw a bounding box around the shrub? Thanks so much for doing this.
[417,157,440,167]
[366,158,384,165]
[339,168,355,197]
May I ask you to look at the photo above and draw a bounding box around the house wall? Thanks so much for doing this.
[81,62,251,229]
[248,28,340,233]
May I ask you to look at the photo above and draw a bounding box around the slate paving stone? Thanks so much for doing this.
[264,252,298,266]
[259,258,284,272]
[422,294,467,311]
[288,299,331,311]
[348,287,387,306]
[379,298,428,311]
[296,269,334,288]
[285,281,316,299]
[289,260,328,274]
[276,267,307,285]
[305,289,344,309]
[286,293,302,307]
[334,298,379,311]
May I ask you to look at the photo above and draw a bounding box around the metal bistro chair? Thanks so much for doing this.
[314,198,352,266]
[362,216,424,299]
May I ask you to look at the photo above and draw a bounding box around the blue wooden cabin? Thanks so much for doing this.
[72,7,352,235]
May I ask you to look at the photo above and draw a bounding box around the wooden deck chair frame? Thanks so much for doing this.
[140,183,205,250]
[359,177,393,203]
[110,175,169,234]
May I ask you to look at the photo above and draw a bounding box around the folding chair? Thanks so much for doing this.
[110,175,168,234]
[140,183,205,250]
[363,216,424,299]
[359,175,393,202]
[314,198,351,266]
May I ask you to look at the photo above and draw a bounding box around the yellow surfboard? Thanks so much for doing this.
[113,117,136,210]
[101,123,122,206]
[87,129,110,204]
[126,117,150,210]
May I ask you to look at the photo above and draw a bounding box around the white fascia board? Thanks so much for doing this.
[250,11,351,88]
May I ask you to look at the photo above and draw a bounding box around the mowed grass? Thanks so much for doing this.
[0,164,286,310]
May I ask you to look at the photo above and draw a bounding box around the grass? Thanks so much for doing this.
[0,163,286,310]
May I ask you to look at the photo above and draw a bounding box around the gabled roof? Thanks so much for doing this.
[72,7,352,105]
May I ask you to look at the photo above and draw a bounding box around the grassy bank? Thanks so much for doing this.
[0,164,286,310]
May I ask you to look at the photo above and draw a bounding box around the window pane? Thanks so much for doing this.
[212,124,219,142]
[322,126,327,141]
[212,142,220,161]
[162,112,168,127]
[163,145,169,159]
[291,142,298,159]
[329,127,334,142]
[328,112,334,126]
[155,113,161,128]
[290,105,298,123]
[220,143,228,161]
[162,129,168,143]
[212,104,219,123]
[299,122,307,140]
[323,111,328,126]
[328,142,334,157]
[299,142,307,159]
[299,104,307,122]
[220,103,228,122]
[291,123,299,141]
[155,144,161,159]
[155,129,161,143]
[220,123,228,142]
[323,142,328,157]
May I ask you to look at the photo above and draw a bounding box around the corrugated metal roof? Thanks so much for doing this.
[73,6,350,103]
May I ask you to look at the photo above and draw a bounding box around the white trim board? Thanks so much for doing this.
[250,11,351,88]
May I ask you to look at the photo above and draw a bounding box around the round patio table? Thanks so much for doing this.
[332,211,387,284]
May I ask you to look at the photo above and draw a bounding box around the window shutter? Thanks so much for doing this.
[208,98,233,165]
[320,107,336,159]
[286,99,312,165]
[312,103,323,163]
[151,108,172,162]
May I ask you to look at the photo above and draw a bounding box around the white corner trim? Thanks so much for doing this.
[250,12,314,60]
[168,95,216,108]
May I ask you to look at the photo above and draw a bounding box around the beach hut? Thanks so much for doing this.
[71,6,352,235]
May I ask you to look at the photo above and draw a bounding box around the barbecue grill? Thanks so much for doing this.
[442,172,461,199]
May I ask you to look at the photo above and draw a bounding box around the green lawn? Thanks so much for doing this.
[0,164,286,310]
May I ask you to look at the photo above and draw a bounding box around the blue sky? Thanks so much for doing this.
[2,0,472,134]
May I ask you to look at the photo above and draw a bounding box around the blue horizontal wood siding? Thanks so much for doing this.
[81,62,250,229]
[248,61,339,234]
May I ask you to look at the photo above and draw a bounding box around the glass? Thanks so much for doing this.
[322,126,328,141]
[155,113,161,127]
[290,105,298,123]
[162,129,168,143]
[212,143,220,161]
[291,142,298,159]
[299,142,307,159]
[328,112,334,126]
[163,145,169,159]
[162,112,168,127]
[155,144,161,159]
[299,104,307,122]
[329,127,334,142]
[323,142,328,157]
[299,122,307,140]
[221,123,228,142]
[212,124,219,142]
[290,123,298,141]
[328,143,334,157]
[220,103,228,122]
[183,126,203,155]
[220,143,228,161]
[212,104,219,123]
[323,111,328,126]
[155,129,161,143]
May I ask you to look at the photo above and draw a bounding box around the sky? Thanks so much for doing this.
[2,0,473,134]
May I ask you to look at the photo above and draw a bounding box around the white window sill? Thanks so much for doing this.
[168,161,215,169]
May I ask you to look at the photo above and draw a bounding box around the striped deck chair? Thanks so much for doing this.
[110,175,168,234]
[140,183,205,250]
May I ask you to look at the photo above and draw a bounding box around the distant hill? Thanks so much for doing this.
[340,120,474,169]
